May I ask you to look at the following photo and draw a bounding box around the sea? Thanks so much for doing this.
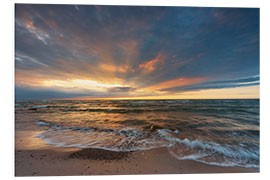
[15,99,259,168]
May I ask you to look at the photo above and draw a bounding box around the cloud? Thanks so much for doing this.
[163,75,259,92]
[100,64,127,73]
[107,86,137,93]
[204,75,259,85]
[15,86,92,100]
[15,51,49,67]
[139,53,165,72]
[16,19,51,45]
[145,77,206,91]
[15,5,259,99]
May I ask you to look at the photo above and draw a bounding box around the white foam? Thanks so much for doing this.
[34,124,259,168]
[167,137,259,159]
[35,121,51,126]
[193,159,260,168]
[174,152,208,160]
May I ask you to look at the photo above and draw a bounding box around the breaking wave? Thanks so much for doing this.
[35,120,259,168]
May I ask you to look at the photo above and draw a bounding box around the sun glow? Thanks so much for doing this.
[145,77,206,91]
[43,79,125,91]
[76,85,259,100]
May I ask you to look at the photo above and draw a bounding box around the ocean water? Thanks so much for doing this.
[15,99,259,168]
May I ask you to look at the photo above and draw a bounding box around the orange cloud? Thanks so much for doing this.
[25,20,35,30]
[100,64,118,72]
[145,77,206,91]
[139,53,165,71]
[100,64,128,73]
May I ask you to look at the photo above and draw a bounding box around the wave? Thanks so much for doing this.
[35,120,259,168]
[35,120,146,137]
[168,150,259,168]
[115,104,166,108]
[62,108,151,113]
[168,152,259,168]
[31,105,49,108]
[129,100,148,104]
[31,105,68,109]
[59,106,259,115]
[166,137,259,168]
[210,129,259,137]
[170,138,258,159]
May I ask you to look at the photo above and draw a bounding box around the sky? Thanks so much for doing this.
[15,4,259,99]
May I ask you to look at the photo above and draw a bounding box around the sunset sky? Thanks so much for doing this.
[15,4,259,99]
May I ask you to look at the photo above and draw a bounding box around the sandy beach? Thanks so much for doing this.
[15,131,259,176]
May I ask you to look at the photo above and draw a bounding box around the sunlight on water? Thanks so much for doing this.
[15,99,259,168]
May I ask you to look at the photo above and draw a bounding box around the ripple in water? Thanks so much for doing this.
[15,99,259,168]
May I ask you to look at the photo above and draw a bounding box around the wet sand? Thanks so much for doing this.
[15,131,259,176]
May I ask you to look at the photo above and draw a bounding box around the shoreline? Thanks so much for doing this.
[15,131,259,176]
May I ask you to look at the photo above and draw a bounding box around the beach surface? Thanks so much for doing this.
[15,131,259,176]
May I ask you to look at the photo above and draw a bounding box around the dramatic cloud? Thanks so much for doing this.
[15,4,259,99]
[163,75,260,92]
[139,53,165,72]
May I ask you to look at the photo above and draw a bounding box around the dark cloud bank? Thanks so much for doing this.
[15,4,259,99]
